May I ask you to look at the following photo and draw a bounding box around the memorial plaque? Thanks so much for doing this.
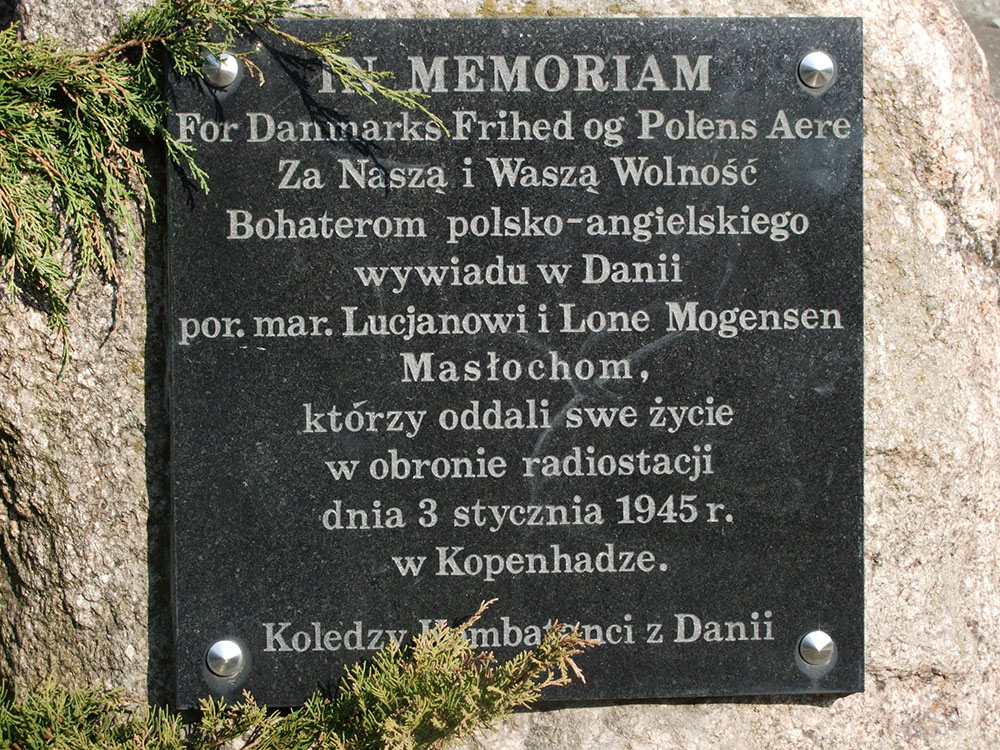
[168,18,863,708]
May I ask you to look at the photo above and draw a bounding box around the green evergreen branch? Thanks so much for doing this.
[0,0,439,355]
[0,602,595,749]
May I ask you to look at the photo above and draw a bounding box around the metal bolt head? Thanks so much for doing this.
[798,630,835,666]
[206,640,244,677]
[798,51,835,89]
[201,52,240,89]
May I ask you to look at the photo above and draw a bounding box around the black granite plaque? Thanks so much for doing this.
[168,18,863,708]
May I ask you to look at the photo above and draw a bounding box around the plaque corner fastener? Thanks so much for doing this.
[797,50,836,90]
[201,51,240,89]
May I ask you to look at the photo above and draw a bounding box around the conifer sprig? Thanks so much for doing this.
[0,602,595,749]
[0,0,437,350]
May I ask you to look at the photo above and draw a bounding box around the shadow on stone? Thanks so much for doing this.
[0,2,15,31]
[143,142,174,707]
[534,692,843,712]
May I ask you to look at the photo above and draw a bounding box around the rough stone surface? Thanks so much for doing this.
[0,175,171,700]
[12,0,150,49]
[954,0,1000,97]
[1,0,999,747]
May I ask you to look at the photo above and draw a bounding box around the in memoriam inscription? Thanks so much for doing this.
[167,18,864,708]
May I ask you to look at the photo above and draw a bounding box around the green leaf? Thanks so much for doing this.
[0,0,441,358]
[0,603,594,749]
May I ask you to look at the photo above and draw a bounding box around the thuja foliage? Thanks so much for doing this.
[0,602,593,749]
[0,0,436,347]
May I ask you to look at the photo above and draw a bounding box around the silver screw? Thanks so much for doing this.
[206,640,244,677]
[201,52,240,89]
[798,630,835,666]
[798,51,835,89]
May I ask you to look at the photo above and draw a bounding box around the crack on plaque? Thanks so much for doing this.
[525,239,741,504]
